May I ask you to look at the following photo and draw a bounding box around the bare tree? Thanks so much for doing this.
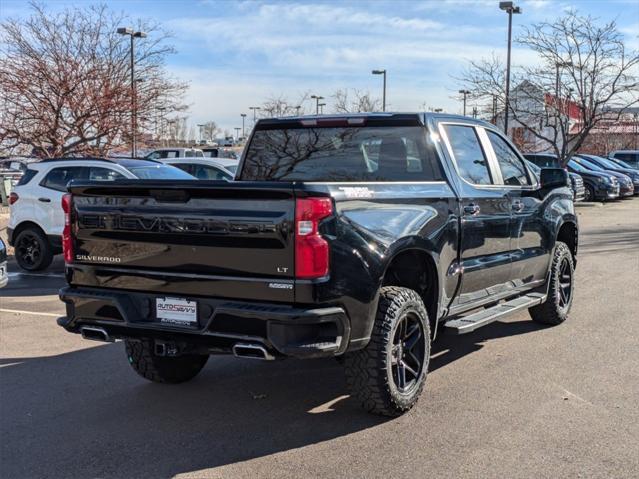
[0,2,187,157]
[332,89,382,113]
[459,11,639,164]
[201,121,220,141]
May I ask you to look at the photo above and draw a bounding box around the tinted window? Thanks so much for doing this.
[614,153,638,162]
[487,131,530,186]
[171,164,193,175]
[524,155,560,168]
[242,126,442,181]
[192,165,231,181]
[88,167,126,181]
[127,164,194,179]
[41,167,85,191]
[16,169,37,186]
[203,149,219,158]
[443,125,492,185]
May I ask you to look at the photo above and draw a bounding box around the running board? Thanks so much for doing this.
[443,293,546,335]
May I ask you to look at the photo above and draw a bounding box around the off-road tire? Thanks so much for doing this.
[125,339,209,384]
[14,227,53,271]
[344,286,430,417]
[529,241,574,325]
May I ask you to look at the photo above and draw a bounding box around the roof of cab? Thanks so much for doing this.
[257,112,495,129]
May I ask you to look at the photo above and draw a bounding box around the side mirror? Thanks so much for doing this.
[540,168,569,190]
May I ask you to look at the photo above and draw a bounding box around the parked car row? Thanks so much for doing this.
[524,151,639,202]
[4,145,636,273]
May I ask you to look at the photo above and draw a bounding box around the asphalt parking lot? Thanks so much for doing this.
[1,198,638,479]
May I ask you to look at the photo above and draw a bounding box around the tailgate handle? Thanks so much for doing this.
[150,189,190,203]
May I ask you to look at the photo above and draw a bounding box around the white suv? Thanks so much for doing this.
[8,158,193,271]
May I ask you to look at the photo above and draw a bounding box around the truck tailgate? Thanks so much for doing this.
[67,181,296,302]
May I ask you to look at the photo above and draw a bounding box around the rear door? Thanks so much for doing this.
[35,166,86,236]
[484,129,548,290]
[439,123,513,308]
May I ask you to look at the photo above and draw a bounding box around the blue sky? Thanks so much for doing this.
[2,0,638,133]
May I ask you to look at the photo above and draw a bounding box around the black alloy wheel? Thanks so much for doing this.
[14,228,53,271]
[557,256,573,312]
[390,312,427,394]
[16,231,41,268]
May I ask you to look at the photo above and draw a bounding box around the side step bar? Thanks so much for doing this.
[443,293,546,335]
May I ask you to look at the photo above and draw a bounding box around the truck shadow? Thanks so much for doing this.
[431,319,543,372]
[1,318,542,478]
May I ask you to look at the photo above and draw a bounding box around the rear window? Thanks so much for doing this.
[16,169,37,186]
[127,164,195,180]
[241,126,443,181]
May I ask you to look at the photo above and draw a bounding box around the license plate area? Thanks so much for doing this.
[155,297,198,327]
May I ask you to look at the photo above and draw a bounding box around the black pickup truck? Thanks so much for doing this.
[58,113,578,416]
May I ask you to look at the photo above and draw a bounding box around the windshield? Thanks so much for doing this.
[568,160,589,173]
[575,158,604,171]
[596,156,626,170]
[241,126,443,181]
[128,164,195,180]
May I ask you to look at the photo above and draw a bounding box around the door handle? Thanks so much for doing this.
[463,204,481,216]
[38,197,51,203]
[512,201,524,212]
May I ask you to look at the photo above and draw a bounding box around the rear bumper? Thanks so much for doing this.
[58,287,351,359]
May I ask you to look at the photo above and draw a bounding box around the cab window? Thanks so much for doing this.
[442,124,493,185]
[486,130,530,186]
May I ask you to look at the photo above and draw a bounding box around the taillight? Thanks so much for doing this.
[9,192,19,205]
[295,197,332,279]
[61,193,74,263]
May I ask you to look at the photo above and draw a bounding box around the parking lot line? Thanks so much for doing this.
[7,272,63,278]
[0,308,61,318]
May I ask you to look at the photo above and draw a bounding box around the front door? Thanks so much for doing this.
[483,129,548,289]
[439,123,512,308]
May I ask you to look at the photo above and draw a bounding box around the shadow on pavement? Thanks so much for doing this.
[578,225,639,255]
[1,318,544,478]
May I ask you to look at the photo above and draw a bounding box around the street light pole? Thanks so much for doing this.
[117,27,147,157]
[372,69,387,111]
[499,2,522,136]
[197,124,204,143]
[311,95,324,114]
[234,127,241,141]
[318,103,326,114]
[295,105,301,116]
[458,89,471,116]
[240,113,246,138]
[249,106,260,125]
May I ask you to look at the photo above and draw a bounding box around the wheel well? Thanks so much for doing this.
[382,250,439,323]
[12,221,47,242]
[557,222,577,261]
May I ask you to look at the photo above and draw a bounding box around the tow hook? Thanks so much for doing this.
[154,341,179,357]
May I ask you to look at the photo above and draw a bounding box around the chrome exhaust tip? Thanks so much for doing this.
[80,326,114,343]
[232,343,275,361]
